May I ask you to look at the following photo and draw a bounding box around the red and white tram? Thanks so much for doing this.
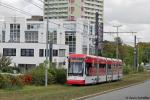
[66,54,123,85]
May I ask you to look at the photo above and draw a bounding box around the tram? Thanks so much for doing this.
[66,54,123,85]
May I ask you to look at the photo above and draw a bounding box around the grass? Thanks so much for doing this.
[0,71,150,100]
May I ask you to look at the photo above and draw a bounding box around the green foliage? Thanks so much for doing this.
[48,68,67,84]
[0,54,12,71]
[103,40,134,66]
[26,61,67,85]
[102,41,116,58]
[138,42,150,64]
[1,67,14,73]
[123,66,132,75]
[138,66,144,72]
[27,66,54,86]
[0,74,4,88]
[0,74,24,90]
[55,68,67,84]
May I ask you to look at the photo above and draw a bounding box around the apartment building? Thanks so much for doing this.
[44,0,104,23]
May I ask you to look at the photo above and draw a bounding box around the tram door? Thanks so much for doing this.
[107,64,113,81]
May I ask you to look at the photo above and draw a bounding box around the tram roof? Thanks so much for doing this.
[69,54,122,64]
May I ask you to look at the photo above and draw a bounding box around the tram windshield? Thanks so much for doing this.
[68,58,84,76]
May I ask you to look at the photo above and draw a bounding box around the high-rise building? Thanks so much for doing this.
[44,0,104,23]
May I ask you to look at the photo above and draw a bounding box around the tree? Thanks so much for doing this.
[102,40,116,58]
[114,37,123,45]
[0,54,12,71]
[102,39,134,66]
[138,42,150,64]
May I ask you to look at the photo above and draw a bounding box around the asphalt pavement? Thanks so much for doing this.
[86,80,150,100]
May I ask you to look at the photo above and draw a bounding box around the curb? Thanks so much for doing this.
[73,81,145,100]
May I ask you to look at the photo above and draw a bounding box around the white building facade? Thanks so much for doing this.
[0,17,95,72]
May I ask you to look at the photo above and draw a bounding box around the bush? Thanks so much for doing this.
[27,66,54,86]
[1,67,14,73]
[123,66,132,75]
[55,68,67,84]
[48,68,67,84]
[0,74,24,89]
[19,74,32,85]
[138,66,144,72]
[0,74,4,88]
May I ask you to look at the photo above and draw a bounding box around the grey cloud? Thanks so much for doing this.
[0,0,42,17]
[104,0,150,24]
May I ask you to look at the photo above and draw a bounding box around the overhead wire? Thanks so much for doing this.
[0,2,31,16]
[1,0,134,38]
[0,1,84,33]
[23,0,43,9]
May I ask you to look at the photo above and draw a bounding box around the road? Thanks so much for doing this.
[86,80,150,100]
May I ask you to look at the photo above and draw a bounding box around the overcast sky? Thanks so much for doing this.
[0,0,150,44]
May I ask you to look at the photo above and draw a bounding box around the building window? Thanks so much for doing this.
[89,25,93,35]
[39,49,44,57]
[65,32,76,53]
[53,50,58,57]
[63,23,76,31]
[71,7,75,14]
[83,24,88,33]
[2,31,5,42]
[27,24,41,30]
[82,45,87,54]
[25,31,38,43]
[48,30,57,44]
[27,25,30,30]
[21,49,34,57]
[59,49,65,57]
[3,48,16,56]
[81,6,84,11]
[10,24,20,43]
[69,0,75,3]
[69,16,75,20]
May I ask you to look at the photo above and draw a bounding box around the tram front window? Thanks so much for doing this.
[68,59,84,76]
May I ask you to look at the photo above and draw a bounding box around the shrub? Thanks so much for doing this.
[27,66,54,86]
[55,68,67,84]
[48,68,67,84]
[0,74,4,88]
[0,75,12,89]
[19,74,32,85]
[48,68,57,83]
[123,65,132,75]
[9,75,24,89]
[0,74,24,89]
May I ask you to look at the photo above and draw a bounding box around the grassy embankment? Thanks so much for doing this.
[0,71,150,100]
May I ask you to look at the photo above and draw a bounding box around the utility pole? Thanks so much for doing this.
[134,35,138,71]
[95,12,100,83]
[113,25,122,59]
[45,0,49,87]
[95,12,99,56]
[95,12,103,56]
[49,41,52,63]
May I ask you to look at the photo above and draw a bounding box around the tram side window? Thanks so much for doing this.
[85,63,93,76]
[99,64,106,75]
[107,64,112,74]
[99,64,106,68]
